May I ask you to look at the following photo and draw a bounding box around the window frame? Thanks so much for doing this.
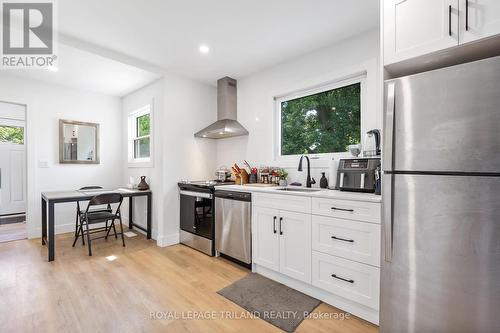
[128,104,153,168]
[274,75,366,163]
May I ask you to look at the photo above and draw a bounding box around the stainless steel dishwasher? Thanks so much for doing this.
[214,190,251,265]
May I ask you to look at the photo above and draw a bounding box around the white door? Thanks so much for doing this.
[0,119,26,216]
[384,0,459,65]
[460,0,500,43]
[278,211,311,283]
[252,206,280,271]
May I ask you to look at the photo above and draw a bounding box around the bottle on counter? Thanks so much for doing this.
[320,172,328,189]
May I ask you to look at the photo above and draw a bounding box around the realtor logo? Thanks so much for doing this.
[1,0,57,68]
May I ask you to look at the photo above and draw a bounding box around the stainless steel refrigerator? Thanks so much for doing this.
[381,56,500,333]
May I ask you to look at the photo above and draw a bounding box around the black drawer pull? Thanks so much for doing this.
[331,235,354,243]
[331,274,354,284]
[273,216,277,234]
[331,207,354,212]
[279,217,283,235]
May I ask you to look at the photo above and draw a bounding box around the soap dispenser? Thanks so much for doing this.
[320,172,328,189]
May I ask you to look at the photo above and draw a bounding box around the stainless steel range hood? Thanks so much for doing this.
[195,77,248,139]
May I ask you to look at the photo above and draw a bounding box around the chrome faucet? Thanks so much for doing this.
[298,155,316,188]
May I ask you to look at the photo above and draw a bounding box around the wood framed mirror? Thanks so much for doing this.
[59,119,100,164]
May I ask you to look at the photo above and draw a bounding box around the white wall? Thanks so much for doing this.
[216,29,381,185]
[161,75,218,241]
[121,74,217,245]
[0,74,122,238]
[122,79,164,241]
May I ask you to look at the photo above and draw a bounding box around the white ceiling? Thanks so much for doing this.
[57,0,379,84]
[3,44,162,96]
[3,1,379,96]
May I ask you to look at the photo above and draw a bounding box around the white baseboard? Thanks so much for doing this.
[157,232,179,247]
[254,264,379,325]
[32,222,82,238]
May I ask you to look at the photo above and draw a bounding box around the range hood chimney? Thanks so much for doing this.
[194,77,249,139]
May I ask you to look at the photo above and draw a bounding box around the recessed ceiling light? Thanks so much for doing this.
[199,45,210,54]
[47,66,58,72]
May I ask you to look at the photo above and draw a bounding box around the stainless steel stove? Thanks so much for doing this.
[179,180,235,189]
[177,180,234,255]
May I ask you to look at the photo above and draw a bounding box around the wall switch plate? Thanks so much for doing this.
[38,159,49,168]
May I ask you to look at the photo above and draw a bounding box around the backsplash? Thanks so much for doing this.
[227,157,346,189]
[284,164,336,188]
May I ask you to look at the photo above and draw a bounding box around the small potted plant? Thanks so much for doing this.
[277,168,288,187]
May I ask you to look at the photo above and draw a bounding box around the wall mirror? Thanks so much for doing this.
[59,119,100,164]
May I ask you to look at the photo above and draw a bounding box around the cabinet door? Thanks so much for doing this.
[279,211,311,283]
[384,0,459,65]
[460,0,500,43]
[252,206,280,271]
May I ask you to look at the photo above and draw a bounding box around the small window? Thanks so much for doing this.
[128,105,152,166]
[134,113,150,159]
[0,125,24,144]
[277,80,362,156]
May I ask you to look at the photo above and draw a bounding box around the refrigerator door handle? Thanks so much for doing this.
[383,82,395,171]
[383,173,393,262]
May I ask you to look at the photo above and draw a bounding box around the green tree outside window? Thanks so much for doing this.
[0,126,24,144]
[137,114,150,137]
[281,83,360,155]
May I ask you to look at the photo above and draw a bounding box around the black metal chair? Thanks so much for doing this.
[73,186,112,246]
[76,193,125,256]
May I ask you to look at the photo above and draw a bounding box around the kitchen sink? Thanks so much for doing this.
[276,187,322,192]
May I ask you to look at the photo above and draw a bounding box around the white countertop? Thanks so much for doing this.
[215,185,381,203]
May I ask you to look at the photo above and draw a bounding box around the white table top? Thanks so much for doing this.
[41,188,151,201]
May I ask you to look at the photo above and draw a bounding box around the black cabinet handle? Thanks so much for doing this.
[279,217,283,235]
[449,5,452,36]
[331,274,354,284]
[465,0,469,31]
[273,216,277,234]
[331,207,354,212]
[331,235,354,243]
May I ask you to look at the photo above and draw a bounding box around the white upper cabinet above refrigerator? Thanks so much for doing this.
[384,0,459,65]
[460,0,500,43]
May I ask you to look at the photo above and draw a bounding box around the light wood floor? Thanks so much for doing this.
[0,231,378,333]
[0,222,27,243]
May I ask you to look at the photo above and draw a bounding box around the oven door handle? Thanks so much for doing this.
[179,190,213,199]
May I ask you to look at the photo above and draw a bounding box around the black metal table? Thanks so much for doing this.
[41,188,152,262]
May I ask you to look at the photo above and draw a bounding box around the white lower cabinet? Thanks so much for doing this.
[279,210,311,283]
[252,194,381,324]
[252,206,311,283]
[312,215,381,267]
[253,206,280,271]
[312,251,380,310]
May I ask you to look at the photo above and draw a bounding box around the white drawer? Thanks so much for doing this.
[312,251,380,310]
[312,216,380,267]
[311,197,380,223]
[253,193,311,213]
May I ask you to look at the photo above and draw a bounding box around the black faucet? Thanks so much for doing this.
[298,155,316,188]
